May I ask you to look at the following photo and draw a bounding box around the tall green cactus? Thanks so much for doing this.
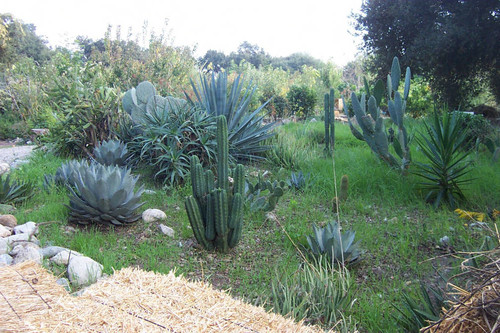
[344,57,411,172]
[184,116,245,252]
[324,88,335,154]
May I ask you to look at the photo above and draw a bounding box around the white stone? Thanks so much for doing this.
[142,209,167,222]
[5,233,31,245]
[0,224,11,237]
[50,250,81,266]
[42,246,72,258]
[10,242,42,265]
[67,256,103,287]
[56,278,71,291]
[0,238,10,255]
[13,222,38,236]
[159,224,175,238]
[0,214,17,228]
[0,163,10,175]
[0,253,13,266]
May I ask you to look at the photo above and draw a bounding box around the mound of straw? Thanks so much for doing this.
[0,261,325,332]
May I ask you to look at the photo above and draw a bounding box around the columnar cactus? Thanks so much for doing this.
[344,57,411,172]
[324,88,335,154]
[185,116,245,252]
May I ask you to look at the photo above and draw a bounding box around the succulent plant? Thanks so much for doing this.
[185,116,245,252]
[306,221,361,266]
[287,171,312,191]
[66,163,144,226]
[93,139,129,167]
[324,88,335,154]
[332,174,349,213]
[44,159,90,189]
[0,174,34,205]
[245,175,285,212]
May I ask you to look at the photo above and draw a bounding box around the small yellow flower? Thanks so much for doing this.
[454,208,485,222]
[492,209,500,220]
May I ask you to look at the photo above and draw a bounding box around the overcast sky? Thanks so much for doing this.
[3,0,364,66]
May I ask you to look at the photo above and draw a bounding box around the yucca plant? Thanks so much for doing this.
[187,71,275,160]
[414,111,473,209]
[66,163,144,226]
[306,221,361,266]
[0,174,34,205]
[93,139,129,167]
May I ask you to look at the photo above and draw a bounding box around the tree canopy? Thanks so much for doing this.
[354,0,500,108]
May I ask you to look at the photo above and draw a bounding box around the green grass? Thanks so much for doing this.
[7,121,500,332]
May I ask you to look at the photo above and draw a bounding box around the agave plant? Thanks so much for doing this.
[306,221,361,266]
[414,112,473,209]
[187,71,276,160]
[93,139,129,167]
[0,174,34,205]
[66,163,144,226]
[44,159,90,189]
[287,171,312,191]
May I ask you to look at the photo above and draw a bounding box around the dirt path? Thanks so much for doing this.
[0,144,35,168]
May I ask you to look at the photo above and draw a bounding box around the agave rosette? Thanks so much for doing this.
[93,139,129,167]
[67,164,144,226]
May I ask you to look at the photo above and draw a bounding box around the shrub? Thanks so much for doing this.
[287,85,316,118]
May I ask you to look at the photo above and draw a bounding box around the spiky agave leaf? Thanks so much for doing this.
[93,139,129,167]
[0,174,34,205]
[67,164,144,226]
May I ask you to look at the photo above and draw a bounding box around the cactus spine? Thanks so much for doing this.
[344,56,411,172]
[184,116,245,252]
[324,88,335,154]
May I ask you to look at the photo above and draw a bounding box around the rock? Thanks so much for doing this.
[143,189,157,195]
[310,118,317,122]
[0,204,15,213]
[10,242,42,265]
[67,256,103,287]
[0,214,17,228]
[56,278,71,291]
[0,253,13,266]
[159,224,175,237]
[0,163,9,175]
[0,238,9,255]
[42,246,71,258]
[0,224,12,237]
[142,209,167,222]
[5,233,33,245]
[50,250,81,266]
[13,221,38,236]
[63,225,77,235]
[31,128,49,136]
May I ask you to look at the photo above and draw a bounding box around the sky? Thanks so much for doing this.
[3,0,364,66]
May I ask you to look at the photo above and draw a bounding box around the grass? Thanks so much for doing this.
[6,120,500,332]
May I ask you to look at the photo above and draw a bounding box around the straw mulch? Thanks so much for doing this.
[423,249,500,333]
[0,261,325,332]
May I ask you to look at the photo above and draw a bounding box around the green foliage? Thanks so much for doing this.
[67,163,144,226]
[184,116,245,252]
[187,71,275,161]
[306,221,361,266]
[414,112,473,209]
[93,139,129,167]
[287,85,317,118]
[271,263,355,328]
[287,171,313,191]
[406,76,434,118]
[245,175,285,212]
[456,113,496,150]
[346,56,411,172]
[0,174,34,205]
[393,282,445,332]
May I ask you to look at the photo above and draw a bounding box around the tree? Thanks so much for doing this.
[199,49,228,72]
[354,0,500,107]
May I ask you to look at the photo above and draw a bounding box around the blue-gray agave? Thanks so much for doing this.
[67,164,144,226]
[93,139,129,167]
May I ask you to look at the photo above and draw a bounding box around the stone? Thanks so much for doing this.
[5,233,32,245]
[159,224,175,237]
[10,242,42,265]
[50,250,81,266]
[56,278,71,291]
[0,163,9,175]
[63,225,77,235]
[310,118,317,122]
[0,224,11,237]
[0,204,16,213]
[0,253,13,266]
[142,208,167,222]
[0,238,9,255]
[13,221,38,236]
[0,214,17,228]
[143,189,157,195]
[42,246,71,258]
[67,256,103,287]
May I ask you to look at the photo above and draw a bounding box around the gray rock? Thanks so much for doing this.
[0,204,16,214]
[56,278,71,291]
[0,238,8,255]
[6,233,32,245]
[50,250,81,266]
[310,118,317,122]
[13,221,38,236]
[42,246,70,258]
[0,163,9,175]
[142,208,167,222]
[67,256,103,287]
[0,224,11,237]
[159,224,175,237]
[0,253,13,266]
[10,242,42,265]
[0,214,17,228]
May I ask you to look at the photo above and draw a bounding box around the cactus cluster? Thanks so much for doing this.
[344,57,411,172]
[332,174,349,213]
[245,176,285,212]
[324,88,335,154]
[185,116,245,252]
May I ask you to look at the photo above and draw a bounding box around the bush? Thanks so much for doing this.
[287,85,317,118]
